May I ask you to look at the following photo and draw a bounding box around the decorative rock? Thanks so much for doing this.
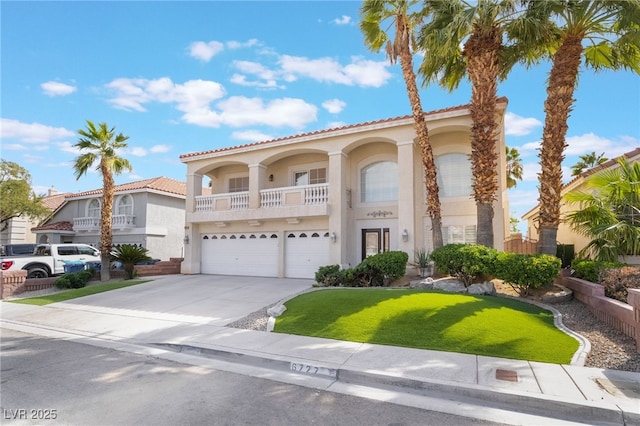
[432,279,466,293]
[468,281,497,296]
[410,277,434,289]
[267,304,287,317]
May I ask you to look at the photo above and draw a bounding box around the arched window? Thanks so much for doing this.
[117,194,133,216]
[360,161,398,202]
[436,153,473,197]
[87,199,101,217]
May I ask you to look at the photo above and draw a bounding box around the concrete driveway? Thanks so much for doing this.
[34,274,313,326]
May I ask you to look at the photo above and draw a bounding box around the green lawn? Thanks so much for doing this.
[274,288,579,364]
[6,279,151,306]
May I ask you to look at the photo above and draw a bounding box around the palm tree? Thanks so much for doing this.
[418,0,522,248]
[73,120,132,281]
[506,146,523,188]
[564,158,640,261]
[360,0,443,249]
[570,151,608,176]
[517,0,640,256]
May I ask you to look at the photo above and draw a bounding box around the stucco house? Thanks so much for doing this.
[522,147,640,258]
[180,100,510,279]
[31,177,193,261]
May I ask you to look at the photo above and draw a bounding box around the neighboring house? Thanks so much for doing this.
[180,100,510,279]
[522,147,640,256]
[0,188,69,245]
[31,177,195,261]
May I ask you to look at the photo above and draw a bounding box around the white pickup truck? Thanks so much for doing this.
[0,244,101,279]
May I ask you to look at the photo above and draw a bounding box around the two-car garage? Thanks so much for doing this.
[200,231,330,279]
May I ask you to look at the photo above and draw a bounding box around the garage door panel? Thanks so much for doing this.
[285,231,330,279]
[201,234,278,277]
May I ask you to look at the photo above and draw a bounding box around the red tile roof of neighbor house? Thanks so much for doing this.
[31,221,73,232]
[563,146,640,188]
[179,98,509,160]
[67,177,190,198]
[41,192,72,211]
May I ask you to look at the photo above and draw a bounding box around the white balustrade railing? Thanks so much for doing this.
[260,189,283,208]
[73,215,135,230]
[304,183,329,205]
[112,214,135,227]
[230,192,249,210]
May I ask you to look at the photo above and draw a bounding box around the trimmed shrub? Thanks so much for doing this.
[54,275,71,289]
[495,252,561,296]
[431,244,497,286]
[359,251,408,283]
[315,264,342,287]
[600,266,640,303]
[54,267,96,289]
[571,259,625,283]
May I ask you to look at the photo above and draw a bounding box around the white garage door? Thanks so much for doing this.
[285,231,330,279]
[201,233,279,277]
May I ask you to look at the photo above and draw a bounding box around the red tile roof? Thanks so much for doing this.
[31,221,73,232]
[68,177,189,198]
[41,192,72,211]
[179,98,509,161]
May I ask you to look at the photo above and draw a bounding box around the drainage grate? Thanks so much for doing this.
[495,368,518,382]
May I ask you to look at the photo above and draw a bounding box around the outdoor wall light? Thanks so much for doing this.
[402,229,409,242]
[330,232,337,242]
[183,235,190,244]
[268,174,274,182]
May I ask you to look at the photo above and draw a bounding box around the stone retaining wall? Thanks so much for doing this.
[1,270,28,299]
[563,276,640,352]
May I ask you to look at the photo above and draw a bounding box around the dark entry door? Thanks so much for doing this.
[362,228,390,260]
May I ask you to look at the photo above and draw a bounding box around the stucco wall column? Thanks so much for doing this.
[248,164,267,209]
[397,141,415,259]
[181,172,203,274]
[328,151,348,268]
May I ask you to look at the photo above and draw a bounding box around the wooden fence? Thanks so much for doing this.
[503,233,538,254]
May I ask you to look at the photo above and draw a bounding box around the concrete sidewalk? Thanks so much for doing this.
[1,275,639,425]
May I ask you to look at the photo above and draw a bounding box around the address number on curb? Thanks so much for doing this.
[290,362,337,378]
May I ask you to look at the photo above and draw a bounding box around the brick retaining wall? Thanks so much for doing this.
[563,277,640,352]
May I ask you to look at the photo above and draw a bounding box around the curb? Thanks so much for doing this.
[154,342,628,426]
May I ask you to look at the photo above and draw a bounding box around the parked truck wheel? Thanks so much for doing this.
[26,267,49,279]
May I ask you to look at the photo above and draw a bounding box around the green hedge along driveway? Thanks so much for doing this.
[273,289,579,364]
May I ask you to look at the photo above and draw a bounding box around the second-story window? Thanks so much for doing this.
[87,199,101,217]
[294,168,326,186]
[229,176,249,192]
[360,161,398,202]
[117,194,133,216]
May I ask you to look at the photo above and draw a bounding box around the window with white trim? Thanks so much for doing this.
[360,161,398,202]
[117,194,133,215]
[228,176,249,192]
[87,199,101,217]
[443,225,477,244]
[293,168,326,186]
[436,153,472,197]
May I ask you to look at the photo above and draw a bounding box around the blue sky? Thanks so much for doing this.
[2,1,639,232]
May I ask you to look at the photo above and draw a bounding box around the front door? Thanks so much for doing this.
[362,228,390,260]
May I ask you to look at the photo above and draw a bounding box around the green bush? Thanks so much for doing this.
[315,264,342,287]
[571,259,625,283]
[600,266,640,303]
[495,252,561,296]
[431,244,497,286]
[359,251,408,283]
[54,267,96,289]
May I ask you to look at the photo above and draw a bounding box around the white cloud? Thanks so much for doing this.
[332,15,352,25]
[504,112,542,136]
[189,40,224,62]
[322,99,346,114]
[1,143,28,150]
[0,118,75,142]
[230,61,280,88]
[57,141,79,154]
[231,130,274,142]
[41,81,77,97]
[226,39,259,49]
[565,133,638,159]
[327,121,347,129]
[150,144,171,153]
[129,147,147,157]
[521,161,540,182]
[279,55,392,88]
[216,96,317,129]
[507,188,540,210]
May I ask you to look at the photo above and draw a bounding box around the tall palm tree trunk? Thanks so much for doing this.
[465,26,501,248]
[538,34,583,255]
[99,159,114,281]
[397,15,444,249]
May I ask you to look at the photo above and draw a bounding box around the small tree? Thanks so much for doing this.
[111,244,151,279]
[0,160,50,232]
